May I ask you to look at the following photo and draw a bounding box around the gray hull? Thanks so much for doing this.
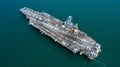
[20,7,101,59]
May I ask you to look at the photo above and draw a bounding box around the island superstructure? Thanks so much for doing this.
[20,7,101,59]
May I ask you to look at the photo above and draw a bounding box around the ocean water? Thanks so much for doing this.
[0,0,120,67]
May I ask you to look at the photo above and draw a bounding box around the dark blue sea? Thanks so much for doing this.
[0,0,120,67]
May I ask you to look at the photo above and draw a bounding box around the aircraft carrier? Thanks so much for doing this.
[20,7,101,59]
